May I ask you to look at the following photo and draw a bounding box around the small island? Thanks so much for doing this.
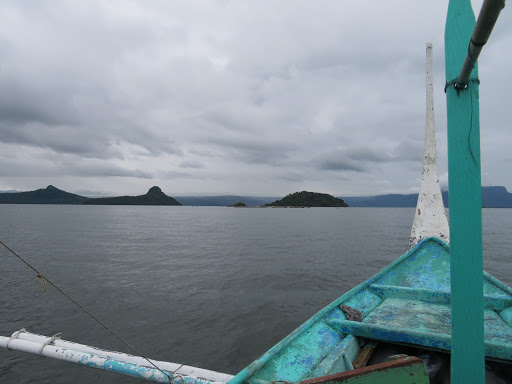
[265,191,348,207]
[232,202,247,207]
[84,186,182,206]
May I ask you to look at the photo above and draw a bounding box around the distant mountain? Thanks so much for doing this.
[343,194,419,208]
[175,195,277,206]
[0,185,88,204]
[480,186,512,207]
[343,186,512,208]
[2,185,511,207]
[84,186,182,206]
[266,191,348,207]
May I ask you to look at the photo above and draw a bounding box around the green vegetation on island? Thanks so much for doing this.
[84,186,182,206]
[232,202,246,207]
[265,191,348,207]
[0,185,88,204]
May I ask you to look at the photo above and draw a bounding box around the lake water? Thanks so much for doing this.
[1,206,511,383]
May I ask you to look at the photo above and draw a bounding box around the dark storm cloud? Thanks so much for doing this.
[158,170,195,179]
[179,160,205,169]
[346,148,393,163]
[0,0,511,195]
[276,172,304,183]
[315,141,424,174]
[344,142,424,165]
[0,0,184,161]
[315,150,367,172]
[74,165,152,179]
[0,153,152,179]
[0,101,65,126]
[317,159,366,172]
[0,122,118,159]
[204,135,298,166]
[393,140,424,162]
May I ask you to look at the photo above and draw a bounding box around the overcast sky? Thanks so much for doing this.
[1,0,510,197]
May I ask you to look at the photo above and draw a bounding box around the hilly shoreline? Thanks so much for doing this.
[1,185,512,207]
[343,186,512,208]
[84,186,182,206]
[0,185,88,205]
[0,185,182,206]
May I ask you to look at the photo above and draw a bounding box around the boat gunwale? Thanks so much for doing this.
[227,237,447,384]
[228,236,512,384]
[330,317,512,362]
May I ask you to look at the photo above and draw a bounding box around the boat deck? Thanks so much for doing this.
[228,238,512,384]
[331,238,512,361]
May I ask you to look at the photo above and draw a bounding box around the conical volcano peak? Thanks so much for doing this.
[147,186,164,195]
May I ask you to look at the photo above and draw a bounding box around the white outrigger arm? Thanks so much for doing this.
[0,329,234,384]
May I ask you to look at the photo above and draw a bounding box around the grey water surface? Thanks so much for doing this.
[1,206,511,383]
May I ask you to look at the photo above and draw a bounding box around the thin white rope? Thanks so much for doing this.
[39,332,62,355]
[6,328,26,350]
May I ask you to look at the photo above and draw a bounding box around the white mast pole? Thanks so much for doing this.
[409,43,450,249]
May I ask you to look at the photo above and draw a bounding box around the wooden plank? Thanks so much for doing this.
[352,341,377,369]
[298,356,429,384]
[445,0,485,383]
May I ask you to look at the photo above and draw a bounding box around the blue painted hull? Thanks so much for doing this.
[227,237,512,384]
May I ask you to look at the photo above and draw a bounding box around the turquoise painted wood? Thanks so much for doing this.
[445,0,485,383]
[298,356,429,384]
[227,238,512,384]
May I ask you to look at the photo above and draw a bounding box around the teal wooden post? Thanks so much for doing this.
[445,0,484,383]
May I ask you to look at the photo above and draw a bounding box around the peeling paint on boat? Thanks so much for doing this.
[227,237,512,384]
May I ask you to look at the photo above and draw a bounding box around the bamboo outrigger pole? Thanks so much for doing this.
[445,0,505,383]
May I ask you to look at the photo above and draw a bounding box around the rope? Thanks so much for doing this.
[0,240,173,383]
[6,328,26,350]
[444,79,459,93]
[39,332,61,355]
[468,84,477,165]
[170,364,185,384]
[445,77,480,93]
